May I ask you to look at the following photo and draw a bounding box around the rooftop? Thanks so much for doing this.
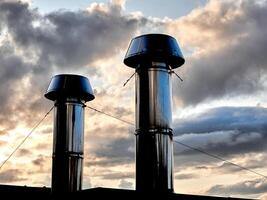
[0,185,254,199]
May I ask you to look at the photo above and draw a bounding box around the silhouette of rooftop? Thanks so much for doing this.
[0,185,254,199]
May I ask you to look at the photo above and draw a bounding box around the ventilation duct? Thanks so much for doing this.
[124,34,185,193]
[45,74,94,194]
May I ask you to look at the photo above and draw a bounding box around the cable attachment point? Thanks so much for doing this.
[123,72,136,87]
[171,70,183,82]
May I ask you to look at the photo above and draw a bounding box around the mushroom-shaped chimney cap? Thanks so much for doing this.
[44,74,95,102]
[124,34,185,69]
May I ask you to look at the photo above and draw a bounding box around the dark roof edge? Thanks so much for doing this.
[0,185,257,200]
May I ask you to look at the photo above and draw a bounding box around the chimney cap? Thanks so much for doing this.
[124,34,185,69]
[44,74,95,102]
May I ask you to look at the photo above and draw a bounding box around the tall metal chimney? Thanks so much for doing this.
[123,34,185,193]
[45,74,94,194]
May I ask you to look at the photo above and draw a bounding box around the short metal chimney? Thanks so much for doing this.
[124,34,185,193]
[45,74,94,194]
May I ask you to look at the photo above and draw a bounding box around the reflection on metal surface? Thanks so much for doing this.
[136,67,172,129]
[135,64,174,193]
[124,34,185,69]
[45,74,94,102]
[124,34,185,193]
[136,131,174,191]
[45,74,94,194]
[52,99,85,193]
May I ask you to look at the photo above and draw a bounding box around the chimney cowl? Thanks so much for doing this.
[45,74,94,194]
[124,33,185,193]
[44,74,95,102]
[124,34,185,69]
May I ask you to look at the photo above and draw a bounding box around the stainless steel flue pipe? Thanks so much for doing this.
[45,74,94,194]
[124,34,185,193]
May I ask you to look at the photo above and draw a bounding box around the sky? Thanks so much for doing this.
[0,0,267,199]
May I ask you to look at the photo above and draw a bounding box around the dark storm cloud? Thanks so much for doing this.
[93,136,134,158]
[173,0,267,105]
[89,106,267,170]
[0,0,145,129]
[87,134,135,167]
[0,1,145,69]
[172,106,267,169]
[85,125,134,169]
[174,106,267,135]
[174,106,267,155]
[207,179,267,196]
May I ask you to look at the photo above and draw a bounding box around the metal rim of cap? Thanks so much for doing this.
[44,74,95,102]
[123,33,185,69]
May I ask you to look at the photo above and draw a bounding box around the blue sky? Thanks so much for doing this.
[32,0,207,18]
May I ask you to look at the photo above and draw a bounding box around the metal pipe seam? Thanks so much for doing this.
[45,74,95,195]
[52,153,84,158]
[54,99,86,106]
[135,128,173,136]
[135,61,174,192]
[52,98,85,194]
[124,34,185,194]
